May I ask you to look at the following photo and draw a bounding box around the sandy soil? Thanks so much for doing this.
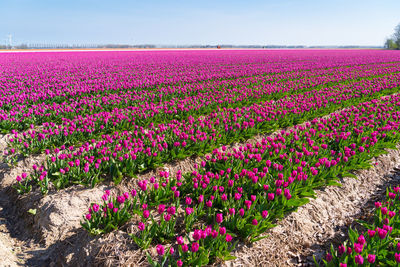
[0,219,20,267]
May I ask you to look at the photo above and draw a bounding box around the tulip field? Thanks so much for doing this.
[2,49,400,266]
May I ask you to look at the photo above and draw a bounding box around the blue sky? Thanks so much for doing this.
[1,0,399,46]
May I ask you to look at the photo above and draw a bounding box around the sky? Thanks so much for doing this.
[0,0,399,46]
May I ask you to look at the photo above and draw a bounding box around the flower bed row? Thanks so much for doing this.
[8,68,398,158]
[80,93,400,266]
[319,186,400,266]
[2,50,399,111]
[13,72,400,193]
[2,60,397,131]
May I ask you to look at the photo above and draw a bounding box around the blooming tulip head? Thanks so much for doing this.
[156,244,165,256]
[367,254,376,264]
[216,213,223,224]
[191,242,199,252]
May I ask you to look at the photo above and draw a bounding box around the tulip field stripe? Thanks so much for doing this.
[4,63,399,135]
[1,52,399,117]
[2,61,399,133]
[2,52,400,193]
[1,50,399,110]
[0,51,352,108]
[6,66,400,158]
[12,71,400,193]
[81,92,400,266]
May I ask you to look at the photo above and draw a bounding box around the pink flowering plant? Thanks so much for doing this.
[131,204,178,247]
[173,225,237,266]
[146,244,169,267]
[9,64,400,195]
[81,189,139,235]
[318,186,400,266]
[79,92,400,265]
[13,172,32,194]
[4,51,400,266]
[14,165,49,194]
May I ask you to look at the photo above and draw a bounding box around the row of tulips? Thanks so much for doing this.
[2,50,399,111]
[319,186,400,266]
[2,60,398,131]
[0,50,361,111]
[6,68,398,161]
[12,71,400,193]
[6,66,400,157]
[81,93,400,266]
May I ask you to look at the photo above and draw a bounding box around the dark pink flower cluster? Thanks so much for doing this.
[321,186,400,266]
[13,67,400,192]
[84,91,400,265]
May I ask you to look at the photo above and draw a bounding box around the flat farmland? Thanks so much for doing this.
[1,49,400,266]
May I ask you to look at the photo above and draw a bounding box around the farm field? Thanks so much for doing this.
[1,49,400,266]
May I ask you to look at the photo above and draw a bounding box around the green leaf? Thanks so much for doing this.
[286,197,310,208]
[222,254,236,261]
[299,189,316,198]
[342,171,357,179]
[28,208,37,215]
[313,255,320,267]
[197,251,210,265]
[326,180,342,187]
[251,235,268,243]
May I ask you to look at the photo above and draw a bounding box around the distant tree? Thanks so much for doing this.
[386,23,400,50]
[385,38,398,50]
[394,23,400,49]
[16,44,28,49]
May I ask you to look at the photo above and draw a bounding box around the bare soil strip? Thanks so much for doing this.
[0,214,20,267]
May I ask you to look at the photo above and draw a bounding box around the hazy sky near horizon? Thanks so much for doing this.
[1,0,399,46]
